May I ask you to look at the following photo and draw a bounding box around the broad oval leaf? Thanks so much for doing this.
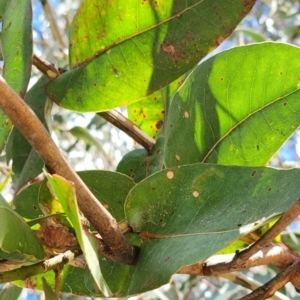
[0,207,44,261]
[125,164,300,294]
[165,42,300,167]
[46,0,255,112]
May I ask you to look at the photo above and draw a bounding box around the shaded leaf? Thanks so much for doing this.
[0,284,22,300]
[0,0,8,20]
[0,207,44,261]
[116,149,148,183]
[69,126,103,151]
[1,0,32,97]
[125,164,300,294]
[165,43,300,167]
[42,277,57,300]
[117,137,165,182]
[6,76,49,191]
[46,0,255,112]
[13,182,43,219]
[235,27,267,42]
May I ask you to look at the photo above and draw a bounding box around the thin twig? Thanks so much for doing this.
[40,0,67,50]
[220,272,290,300]
[233,199,300,268]
[32,55,60,80]
[0,250,78,283]
[178,244,295,276]
[32,54,156,153]
[0,76,138,265]
[98,110,155,154]
[240,258,300,300]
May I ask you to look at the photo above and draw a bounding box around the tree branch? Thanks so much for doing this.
[98,110,155,154]
[178,244,295,276]
[0,76,138,265]
[220,272,290,300]
[240,258,300,300]
[233,199,300,268]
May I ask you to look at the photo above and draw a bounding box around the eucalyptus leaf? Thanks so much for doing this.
[125,164,300,294]
[46,0,255,112]
[165,43,300,167]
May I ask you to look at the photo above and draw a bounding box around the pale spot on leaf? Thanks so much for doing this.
[167,171,174,180]
[175,154,181,161]
[193,191,199,197]
[184,111,189,118]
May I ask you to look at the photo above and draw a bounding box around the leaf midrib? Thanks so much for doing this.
[202,87,300,162]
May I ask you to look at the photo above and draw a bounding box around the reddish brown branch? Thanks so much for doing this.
[240,258,300,300]
[0,76,138,265]
[98,110,155,154]
[178,244,295,276]
[234,200,300,267]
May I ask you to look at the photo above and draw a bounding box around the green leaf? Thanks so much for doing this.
[6,76,49,191]
[125,164,300,294]
[165,43,300,167]
[13,182,43,219]
[1,0,32,97]
[0,0,8,20]
[42,277,57,300]
[235,27,267,42]
[0,207,44,261]
[117,149,148,182]
[78,170,135,220]
[46,173,111,297]
[78,171,137,296]
[128,77,185,140]
[0,284,22,300]
[117,137,165,182]
[46,0,255,112]
[69,126,103,151]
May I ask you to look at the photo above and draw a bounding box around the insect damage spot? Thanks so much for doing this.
[251,171,256,177]
[193,191,199,198]
[155,120,163,129]
[216,36,225,46]
[184,111,189,118]
[167,171,174,180]
[175,154,181,161]
[161,42,183,62]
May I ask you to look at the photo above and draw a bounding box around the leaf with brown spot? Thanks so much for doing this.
[46,0,255,112]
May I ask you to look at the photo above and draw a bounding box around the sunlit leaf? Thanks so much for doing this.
[165,43,300,167]
[46,0,255,112]
[128,77,186,140]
